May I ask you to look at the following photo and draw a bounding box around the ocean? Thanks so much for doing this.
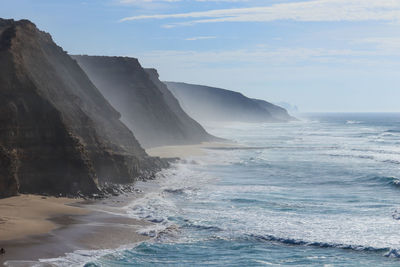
[45,113,400,266]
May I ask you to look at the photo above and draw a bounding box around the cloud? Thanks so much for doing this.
[356,37,400,51]
[133,44,400,83]
[136,47,392,68]
[132,44,400,112]
[119,0,181,4]
[185,36,216,40]
[118,0,246,4]
[195,0,250,2]
[120,0,400,26]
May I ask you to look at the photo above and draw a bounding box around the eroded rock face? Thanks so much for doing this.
[0,146,19,198]
[72,55,218,148]
[0,19,166,198]
[164,82,296,124]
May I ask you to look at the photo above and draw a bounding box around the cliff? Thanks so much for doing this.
[164,82,296,124]
[72,55,218,148]
[251,99,296,122]
[0,19,166,198]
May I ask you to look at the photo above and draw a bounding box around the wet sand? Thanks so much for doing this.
[0,195,152,265]
[0,195,87,242]
[0,142,238,265]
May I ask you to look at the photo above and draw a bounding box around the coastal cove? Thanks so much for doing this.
[0,142,233,265]
[0,17,295,265]
[30,113,400,266]
[1,2,400,264]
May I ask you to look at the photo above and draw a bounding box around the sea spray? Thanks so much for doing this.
[39,113,400,266]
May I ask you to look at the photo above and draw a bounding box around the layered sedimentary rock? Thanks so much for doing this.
[73,55,217,148]
[165,82,296,124]
[0,19,165,198]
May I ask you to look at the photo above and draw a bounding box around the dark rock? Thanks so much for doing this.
[72,56,220,148]
[0,146,18,198]
[0,18,167,198]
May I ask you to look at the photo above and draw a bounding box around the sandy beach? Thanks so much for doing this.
[0,142,238,265]
[0,194,152,265]
[0,195,87,242]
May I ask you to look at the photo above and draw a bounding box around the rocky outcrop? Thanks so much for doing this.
[72,55,218,148]
[0,146,19,198]
[252,99,297,122]
[0,19,166,198]
[165,82,296,124]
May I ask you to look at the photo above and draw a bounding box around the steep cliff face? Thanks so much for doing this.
[251,99,296,122]
[0,146,19,198]
[165,82,296,124]
[145,68,222,143]
[72,55,217,148]
[0,19,165,198]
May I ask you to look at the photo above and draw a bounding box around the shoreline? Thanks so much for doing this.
[0,194,152,265]
[0,141,235,265]
[0,194,88,265]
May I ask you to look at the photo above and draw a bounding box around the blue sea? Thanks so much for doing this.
[47,113,400,266]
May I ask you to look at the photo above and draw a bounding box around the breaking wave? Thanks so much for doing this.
[247,234,399,258]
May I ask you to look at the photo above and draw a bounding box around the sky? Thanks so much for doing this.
[1,0,400,112]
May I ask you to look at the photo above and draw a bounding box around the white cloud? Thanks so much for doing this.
[118,0,246,4]
[185,36,216,40]
[136,46,395,68]
[120,0,400,26]
[119,0,181,4]
[195,0,250,2]
[356,37,400,51]
[132,45,400,112]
